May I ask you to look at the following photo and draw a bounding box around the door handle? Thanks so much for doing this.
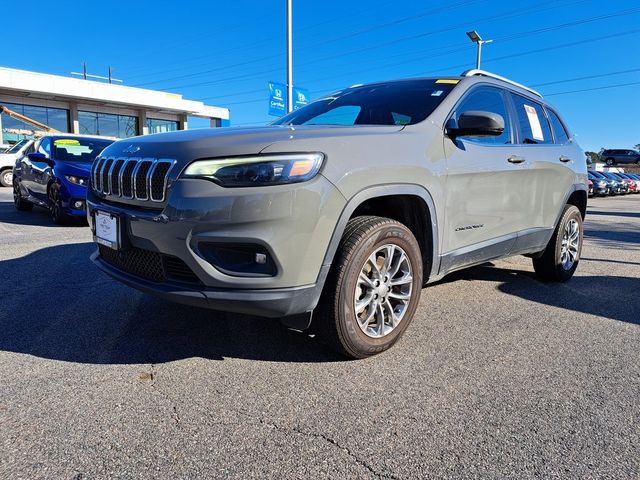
[559,156,572,163]
[507,155,526,164]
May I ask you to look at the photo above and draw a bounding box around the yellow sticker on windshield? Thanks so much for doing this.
[436,79,460,84]
[54,139,81,146]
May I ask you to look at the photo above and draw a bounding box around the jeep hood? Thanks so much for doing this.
[99,124,404,162]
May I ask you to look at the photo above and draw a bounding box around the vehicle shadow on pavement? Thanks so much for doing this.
[0,242,342,365]
[0,199,86,228]
[442,264,639,326]
[587,209,640,219]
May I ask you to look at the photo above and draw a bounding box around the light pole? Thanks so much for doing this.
[286,0,293,113]
[466,30,493,70]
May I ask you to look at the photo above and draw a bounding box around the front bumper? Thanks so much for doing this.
[91,250,328,317]
[87,175,345,317]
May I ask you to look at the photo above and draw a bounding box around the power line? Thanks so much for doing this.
[217,29,640,109]
[546,81,640,96]
[124,0,402,80]
[167,0,591,93]
[131,0,486,87]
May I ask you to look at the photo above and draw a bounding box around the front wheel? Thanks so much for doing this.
[0,169,12,188]
[13,180,33,211]
[316,216,423,359]
[605,158,614,166]
[532,205,583,282]
[48,184,69,225]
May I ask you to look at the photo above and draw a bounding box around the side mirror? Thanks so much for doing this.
[27,152,54,167]
[446,111,505,138]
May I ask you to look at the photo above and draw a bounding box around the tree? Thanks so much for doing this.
[585,151,601,165]
[634,143,640,151]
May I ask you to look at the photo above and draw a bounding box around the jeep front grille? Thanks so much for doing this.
[91,157,175,202]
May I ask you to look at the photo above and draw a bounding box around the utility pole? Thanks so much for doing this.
[286,0,293,113]
[466,31,493,70]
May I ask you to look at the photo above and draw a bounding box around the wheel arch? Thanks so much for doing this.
[566,187,587,219]
[320,184,439,284]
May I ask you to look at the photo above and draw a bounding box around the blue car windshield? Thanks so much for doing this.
[273,79,457,126]
[53,138,113,163]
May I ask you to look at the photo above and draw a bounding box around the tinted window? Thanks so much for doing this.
[510,93,553,144]
[6,139,29,153]
[51,137,113,162]
[78,111,139,138]
[453,86,512,145]
[273,79,457,126]
[38,138,51,156]
[546,109,569,144]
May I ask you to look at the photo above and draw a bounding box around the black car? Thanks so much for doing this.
[601,149,640,166]
[587,171,609,196]
[602,172,630,194]
[589,170,619,195]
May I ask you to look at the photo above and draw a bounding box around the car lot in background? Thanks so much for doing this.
[12,135,114,224]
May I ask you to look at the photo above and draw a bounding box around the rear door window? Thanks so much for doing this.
[510,93,553,145]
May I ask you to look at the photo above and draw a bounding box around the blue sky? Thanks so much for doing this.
[3,0,639,151]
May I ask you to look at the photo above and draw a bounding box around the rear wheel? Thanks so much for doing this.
[532,205,583,282]
[48,184,69,225]
[13,179,33,211]
[316,216,423,359]
[605,158,614,166]
[0,168,12,188]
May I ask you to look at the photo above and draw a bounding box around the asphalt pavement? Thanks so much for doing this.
[0,188,638,479]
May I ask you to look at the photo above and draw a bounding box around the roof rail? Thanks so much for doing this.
[461,69,543,98]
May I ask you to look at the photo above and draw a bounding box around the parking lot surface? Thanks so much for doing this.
[0,188,638,479]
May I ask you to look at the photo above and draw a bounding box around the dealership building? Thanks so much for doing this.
[0,66,229,145]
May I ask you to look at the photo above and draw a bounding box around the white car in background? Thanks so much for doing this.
[0,139,33,187]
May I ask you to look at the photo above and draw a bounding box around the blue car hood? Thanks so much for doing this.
[54,160,93,177]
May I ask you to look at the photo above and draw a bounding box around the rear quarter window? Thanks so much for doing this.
[546,108,570,144]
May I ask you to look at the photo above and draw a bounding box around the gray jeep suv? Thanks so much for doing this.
[87,69,587,358]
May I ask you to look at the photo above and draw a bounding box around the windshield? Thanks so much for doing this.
[273,79,458,127]
[6,139,29,153]
[52,138,113,163]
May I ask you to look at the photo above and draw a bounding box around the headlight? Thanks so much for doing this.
[181,153,324,187]
[598,181,606,187]
[65,175,88,186]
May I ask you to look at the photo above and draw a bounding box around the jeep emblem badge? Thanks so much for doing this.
[123,144,140,154]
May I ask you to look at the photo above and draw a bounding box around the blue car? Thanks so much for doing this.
[13,135,114,224]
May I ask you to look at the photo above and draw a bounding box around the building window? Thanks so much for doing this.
[78,111,139,138]
[0,102,69,143]
[146,118,179,134]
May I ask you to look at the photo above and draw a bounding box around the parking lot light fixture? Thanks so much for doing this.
[466,30,493,69]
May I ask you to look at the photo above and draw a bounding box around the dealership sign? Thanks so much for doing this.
[268,82,311,116]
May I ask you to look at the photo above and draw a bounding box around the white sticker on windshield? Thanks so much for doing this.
[431,90,443,96]
[524,104,544,141]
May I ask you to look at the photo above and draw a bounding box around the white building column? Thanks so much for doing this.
[139,110,148,135]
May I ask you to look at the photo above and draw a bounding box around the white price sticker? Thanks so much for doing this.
[524,104,544,141]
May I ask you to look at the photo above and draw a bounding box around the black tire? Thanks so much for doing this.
[13,180,33,211]
[0,168,12,188]
[532,205,583,282]
[48,183,69,225]
[605,158,614,166]
[315,216,423,359]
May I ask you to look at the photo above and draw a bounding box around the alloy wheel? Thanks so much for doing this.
[1,170,12,187]
[49,186,62,221]
[560,218,580,270]
[354,244,413,338]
